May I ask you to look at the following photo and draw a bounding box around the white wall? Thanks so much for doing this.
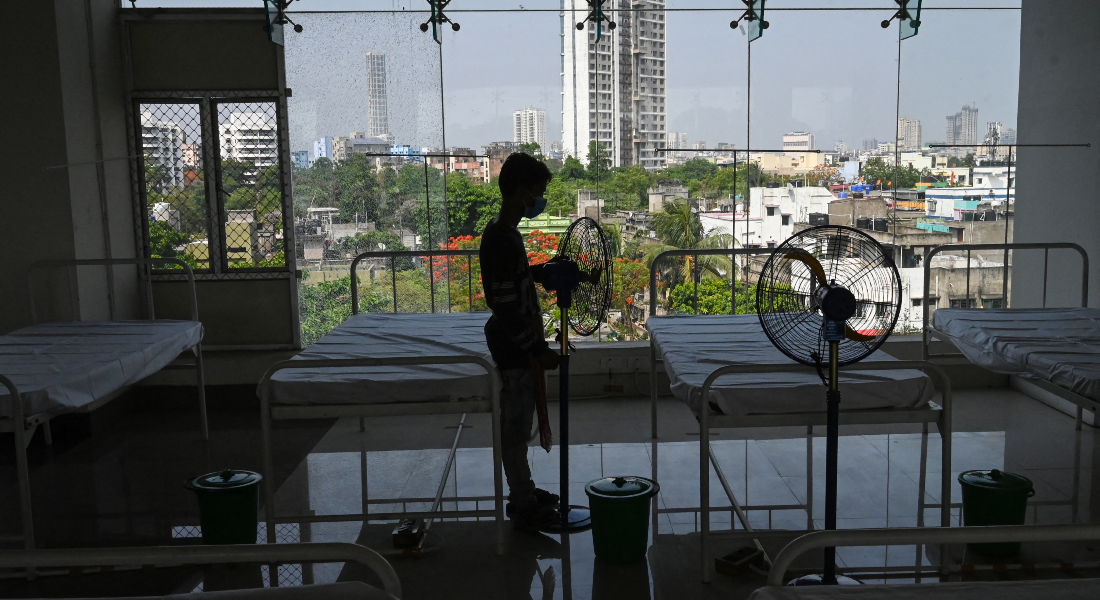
[1013,0,1100,308]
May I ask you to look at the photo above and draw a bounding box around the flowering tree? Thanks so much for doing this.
[611,258,649,339]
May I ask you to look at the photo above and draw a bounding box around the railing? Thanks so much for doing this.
[648,247,777,316]
[350,249,480,315]
[922,242,1089,359]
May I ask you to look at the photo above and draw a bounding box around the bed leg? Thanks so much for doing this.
[260,389,277,550]
[43,421,52,446]
[194,344,208,441]
[650,344,658,439]
[700,401,711,584]
[359,417,365,433]
[1075,406,1083,431]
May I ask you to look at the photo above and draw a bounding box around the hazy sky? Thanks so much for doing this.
[141,1,1022,154]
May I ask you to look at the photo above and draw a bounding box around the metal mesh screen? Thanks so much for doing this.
[139,102,209,270]
[216,101,286,269]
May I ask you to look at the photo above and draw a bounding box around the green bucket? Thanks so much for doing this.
[185,470,262,545]
[958,469,1034,556]
[585,476,660,564]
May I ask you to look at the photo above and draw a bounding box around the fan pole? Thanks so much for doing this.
[546,305,592,533]
[824,339,841,584]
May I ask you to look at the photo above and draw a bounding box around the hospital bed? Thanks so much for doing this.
[0,541,401,598]
[646,249,954,583]
[1,258,207,553]
[256,250,504,556]
[921,242,1099,428]
[752,523,1100,598]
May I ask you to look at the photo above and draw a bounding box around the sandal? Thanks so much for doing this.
[506,488,560,516]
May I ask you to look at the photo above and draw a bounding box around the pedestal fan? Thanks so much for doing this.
[755,225,901,585]
[539,216,614,532]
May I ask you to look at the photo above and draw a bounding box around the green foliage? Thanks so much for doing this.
[585,141,611,181]
[446,171,502,237]
[332,231,413,269]
[149,220,189,258]
[859,158,931,189]
[518,142,543,158]
[645,198,734,294]
[559,156,587,180]
[545,177,581,217]
[667,277,762,315]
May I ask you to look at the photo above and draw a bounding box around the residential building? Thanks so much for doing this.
[753,152,819,177]
[946,103,979,156]
[699,186,832,248]
[331,132,390,163]
[782,131,816,151]
[291,150,310,169]
[389,145,424,165]
[562,0,667,170]
[862,138,878,151]
[897,117,922,151]
[181,143,201,170]
[313,136,333,162]
[876,141,897,154]
[646,181,688,213]
[482,141,517,181]
[899,151,933,171]
[139,110,186,192]
[1002,128,1017,145]
[219,111,278,179]
[513,106,547,151]
[833,140,848,153]
[365,52,390,140]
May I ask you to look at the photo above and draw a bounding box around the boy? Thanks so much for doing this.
[479,153,562,532]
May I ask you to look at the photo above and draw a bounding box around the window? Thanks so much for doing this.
[782,215,791,226]
[912,298,922,307]
[984,298,1004,309]
[950,298,978,309]
[136,100,290,274]
[766,207,776,216]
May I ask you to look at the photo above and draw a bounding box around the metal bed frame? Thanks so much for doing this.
[1,258,207,554]
[764,523,1100,587]
[646,249,953,583]
[921,242,1098,428]
[256,250,504,556]
[0,541,401,597]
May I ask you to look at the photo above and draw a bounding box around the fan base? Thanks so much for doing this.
[540,506,592,533]
[787,574,862,586]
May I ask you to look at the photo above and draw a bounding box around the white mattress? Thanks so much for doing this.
[268,312,496,406]
[647,315,933,416]
[0,320,203,418]
[932,307,1100,401]
[748,578,1100,600]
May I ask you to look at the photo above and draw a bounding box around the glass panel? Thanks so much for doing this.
[285,12,444,342]
[215,100,286,269]
[138,102,209,270]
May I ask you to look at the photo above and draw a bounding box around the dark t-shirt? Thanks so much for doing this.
[480,218,548,369]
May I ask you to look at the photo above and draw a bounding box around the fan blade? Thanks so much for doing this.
[845,329,875,342]
[782,249,828,285]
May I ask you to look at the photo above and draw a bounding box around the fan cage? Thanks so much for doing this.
[755,225,902,367]
[557,217,614,337]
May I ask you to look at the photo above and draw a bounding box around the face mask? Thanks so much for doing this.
[524,192,548,219]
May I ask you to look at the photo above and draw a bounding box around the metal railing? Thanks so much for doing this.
[922,242,1089,359]
[350,249,480,315]
[648,247,777,316]
[766,523,1100,586]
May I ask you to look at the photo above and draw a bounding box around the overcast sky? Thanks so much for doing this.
[141,1,1022,154]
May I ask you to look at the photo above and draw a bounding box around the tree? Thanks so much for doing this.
[446,171,501,237]
[558,156,587,181]
[605,165,656,210]
[610,257,649,339]
[545,177,581,217]
[644,198,734,294]
[667,277,762,315]
[332,230,413,269]
[518,142,544,158]
[807,163,843,187]
[859,158,925,189]
[585,141,611,181]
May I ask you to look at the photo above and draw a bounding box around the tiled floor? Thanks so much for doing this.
[0,385,1098,598]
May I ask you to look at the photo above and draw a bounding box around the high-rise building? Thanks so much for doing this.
[862,138,878,151]
[513,106,547,151]
[562,0,667,171]
[897,117,922,150]
[946,104,979,156]
[291,150,310,169]
[313,136,333,162]
[833,140,848,153]
[219,111,278,183]
[365,52,390,139]
[1002,128,1017,145]
[984,121,1003,145]
[783,132,816,151]
[668,132,688,149]
[139,110,186,192]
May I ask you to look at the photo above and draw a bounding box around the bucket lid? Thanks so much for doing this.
[958,469,1032,491]
[190,470,262,491]
[585,476,658,499]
